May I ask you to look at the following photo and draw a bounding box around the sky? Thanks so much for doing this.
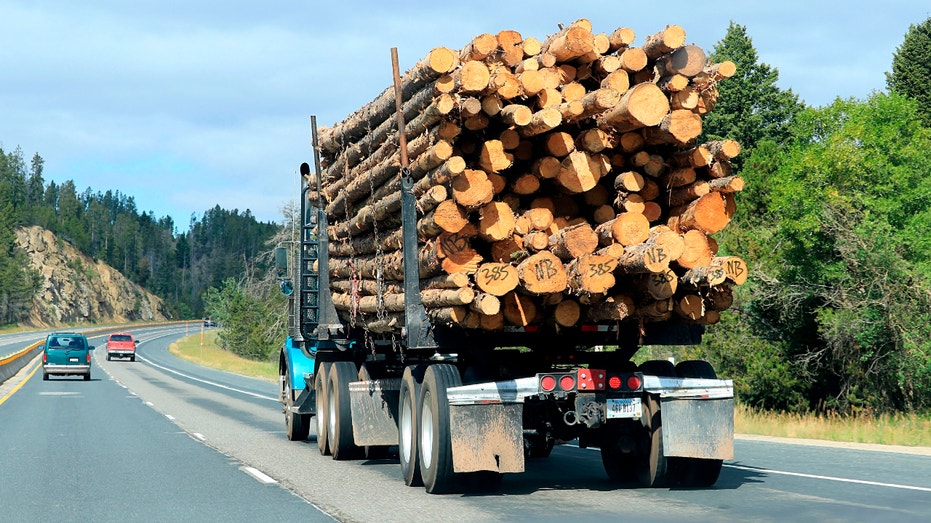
[1,1,929,230]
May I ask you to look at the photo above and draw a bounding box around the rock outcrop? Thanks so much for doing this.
[14,226,170,326]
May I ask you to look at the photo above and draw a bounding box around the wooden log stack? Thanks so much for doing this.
[313,19,747,335]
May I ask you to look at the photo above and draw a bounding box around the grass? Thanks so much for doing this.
[735,403,931,447]
[173,332,931,448]
[169,331,278,383]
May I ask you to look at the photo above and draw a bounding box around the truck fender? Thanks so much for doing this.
[281,337,316,394]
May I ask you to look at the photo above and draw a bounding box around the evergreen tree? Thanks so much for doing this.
[701,22,805,170]
[887,17,931,126]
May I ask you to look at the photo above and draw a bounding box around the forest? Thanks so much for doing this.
[3,19,931,416]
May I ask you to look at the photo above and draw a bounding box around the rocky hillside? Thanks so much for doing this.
[15,225,170,326]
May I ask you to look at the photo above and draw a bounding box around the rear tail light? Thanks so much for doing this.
[87,352,92,363]
[540,375,557,392]
[605,372,644,392]
[559,375,576,391]
[43,352,47,363]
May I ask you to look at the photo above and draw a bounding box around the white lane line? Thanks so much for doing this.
[192,433,206,441]
[242,466,278,485]
[567,443,931,493]
[165,414,175,420]
[135,354,278,402]
[726,464,931,493]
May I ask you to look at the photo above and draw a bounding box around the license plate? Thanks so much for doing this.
[69,357,79,363]
[606,397,642,419]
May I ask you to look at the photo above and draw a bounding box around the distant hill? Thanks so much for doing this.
[14,225,169,326]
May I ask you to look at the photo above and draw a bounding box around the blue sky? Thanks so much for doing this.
[1,1,928,229]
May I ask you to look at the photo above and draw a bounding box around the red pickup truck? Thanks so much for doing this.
[106,333,137,361]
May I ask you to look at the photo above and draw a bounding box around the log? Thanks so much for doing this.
[541,20,595,62]
[713,256,748,285]
[497,30,525,67]
[662,44,707,77]
[587,294,636,322]
[433,199,470,233]
[674,294,704,321]
[479,201,516,242]
[600,83,671,131]
[478,140,514,173]
[549,222,599,260]
[595,212,650,246]
[517,251,569,295]
[676,229,714,269]
[670,192,734,234]
[556,150,609,193]
[642,25,686,59]
[470,292,502,315]
[643,109,703,145]
[641,268,678,300]
[318,46,458,152]
[451,169,495,210]
[552,299,581,327]
[519,108,563,137]
[681,264,727,287]
[502,292,539,327]
[475,262,520,296]
[567,254,618,295]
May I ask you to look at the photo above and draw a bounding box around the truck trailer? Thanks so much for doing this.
[277,21,739,494]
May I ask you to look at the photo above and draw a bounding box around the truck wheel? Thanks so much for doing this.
[327,361,361,460]
[358,364,390,460]
[284,368,310,441]
[419,363,462,494]
[675,360,724,487]
[315,362,331,456]
[637,395,670,488]
[600,426,638,482]
[399,365,425,487]
[636,360,676,488]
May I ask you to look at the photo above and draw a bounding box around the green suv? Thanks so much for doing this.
[42,332,94,381]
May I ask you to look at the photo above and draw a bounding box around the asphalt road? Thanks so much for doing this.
[2,325,931,522]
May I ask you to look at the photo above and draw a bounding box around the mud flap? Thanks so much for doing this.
[349,379,400,446]
[448,403,525,473]
[660,397,734,460]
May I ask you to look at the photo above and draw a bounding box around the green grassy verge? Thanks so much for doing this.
[169,331,277,383]
[172,333,930,447]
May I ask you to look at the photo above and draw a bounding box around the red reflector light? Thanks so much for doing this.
[580,324,598,332]
[559,375,576,391]
[627,375,642,390]
[608,376,622,390]
[540,375,557,392]
[524,325,539,332]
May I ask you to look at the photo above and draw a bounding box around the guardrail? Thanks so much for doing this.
[0,341,43,384]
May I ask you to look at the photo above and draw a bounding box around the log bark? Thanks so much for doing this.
[549,222,599,259]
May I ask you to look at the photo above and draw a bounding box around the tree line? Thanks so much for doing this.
[0,146,279,323]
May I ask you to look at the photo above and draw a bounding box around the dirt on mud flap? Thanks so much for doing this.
[661,397,734,459]
[448,402,525,474]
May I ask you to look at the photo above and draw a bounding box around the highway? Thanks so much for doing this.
[2,325,930,522]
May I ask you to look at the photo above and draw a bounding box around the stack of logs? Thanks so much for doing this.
[314,19,748,334]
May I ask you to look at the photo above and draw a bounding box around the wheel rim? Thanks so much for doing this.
[420,389,434,470]
[400,388,413,463]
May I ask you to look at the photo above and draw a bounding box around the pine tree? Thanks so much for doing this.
[701,22,804,170]
[887,17,931,126]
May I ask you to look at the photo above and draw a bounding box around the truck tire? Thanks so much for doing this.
[315,362,331,456]
[675,360,724,487]
[399,365,425,487]
[600,426,638,482]
[327,361,361,460]
[358,363,390,460]
[284,367,310,441]
[419,363,462,494]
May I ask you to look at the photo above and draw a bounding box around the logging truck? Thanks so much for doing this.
[277,21,739,494]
